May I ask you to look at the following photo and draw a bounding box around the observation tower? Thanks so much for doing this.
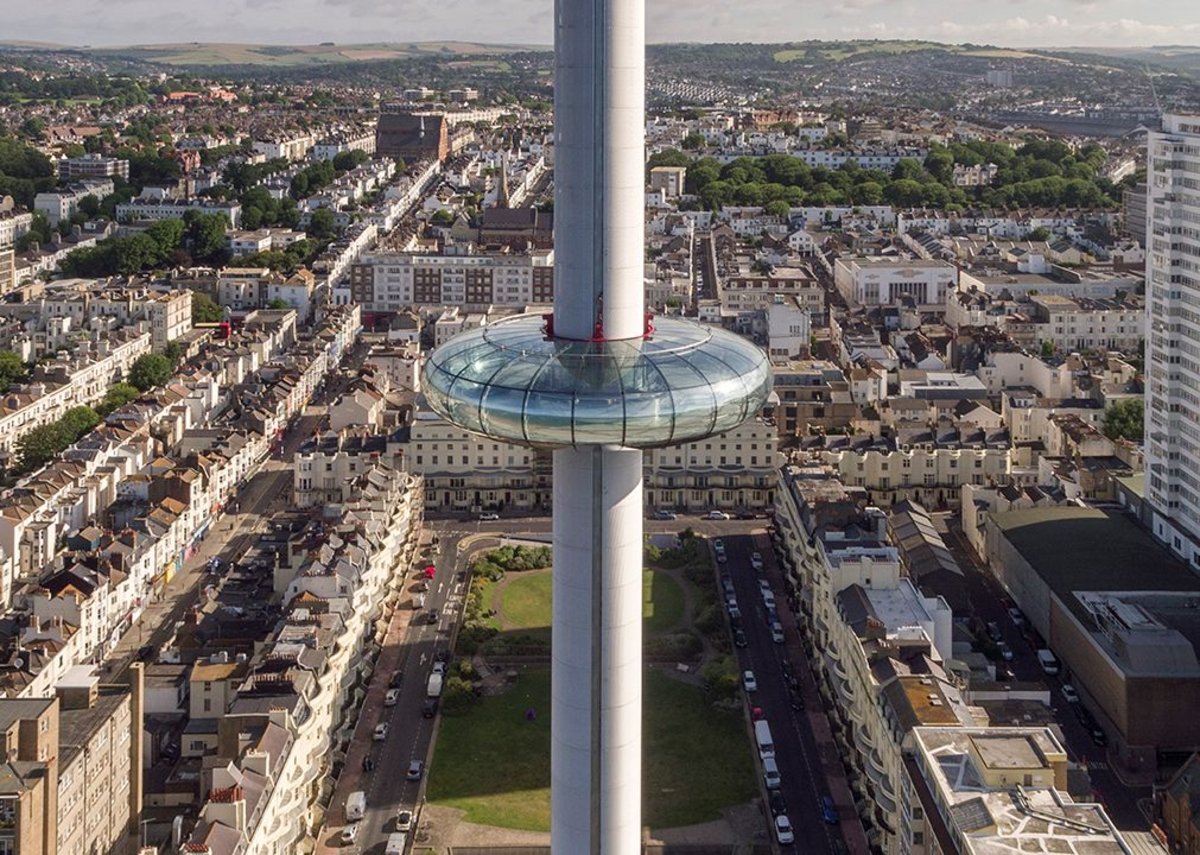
[420,0,772,850]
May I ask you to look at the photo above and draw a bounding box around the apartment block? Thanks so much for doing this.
[906,727,1129,855]
[0,210,34,251]
[1145,114,1200,562]
[59,155,129,181]
[350,247,555,313]
[115,198,242,229]
[834,258,958,310]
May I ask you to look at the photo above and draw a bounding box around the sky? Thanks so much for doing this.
[4,0,1199,50]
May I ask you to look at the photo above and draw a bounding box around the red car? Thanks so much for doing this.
[423,565,436,579]
[751,706,765,721]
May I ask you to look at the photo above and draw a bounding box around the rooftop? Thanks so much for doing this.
[913,726,1130,855]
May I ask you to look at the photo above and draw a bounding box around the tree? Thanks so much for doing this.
[163,340,183,365]
[0,351,26,391]
[128,353,174,391]
[307,208,336,241]
[267,298,291,310]
[60,406,100,440]
[97,382,140,415]
[1040,340,1056,358]
[429,209,454,227]
[16,423,71,471]
[681,132,705,150]
[191,291,223,324]
[184,210,230,265]
[1028,226,1051,242]
[764,199,791,219]
[1102,398,1144,443]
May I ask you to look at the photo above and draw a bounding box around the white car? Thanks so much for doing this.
[706,510,731,520]
[758,579,772,595]
[478,512,500,521]
[384,688,401,707]
[340,824,359,846]
[750,552,764,570]
[432,661,447,676]
[373,723,390,741]
[743,670,758,692]
[396,809,413,832]
[762,592,777,610]
[1061,683,1080,704]
[775,814,795,845]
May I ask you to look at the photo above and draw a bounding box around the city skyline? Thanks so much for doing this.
[4,0,1200,50]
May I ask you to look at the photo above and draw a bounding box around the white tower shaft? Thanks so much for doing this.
[551,0,646,851]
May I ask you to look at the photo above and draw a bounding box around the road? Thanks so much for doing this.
[323,531,478,853]
[106,337,372,676]
[722,531,845,855]
[936,513,1152,831]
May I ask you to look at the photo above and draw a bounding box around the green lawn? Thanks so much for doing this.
[427,668,756,830]
[497,569,685,634]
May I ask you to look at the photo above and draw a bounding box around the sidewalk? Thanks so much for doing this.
[759,531,873,855]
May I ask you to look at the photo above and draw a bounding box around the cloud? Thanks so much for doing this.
[1,0,1198,48]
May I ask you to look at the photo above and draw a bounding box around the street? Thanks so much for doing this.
[722,531,855,855]
[936,513,1152,831]
[321,531,478,853]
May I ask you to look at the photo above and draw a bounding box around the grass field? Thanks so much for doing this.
[497,569,685,635]
[81,40,539,67]
[427,668,756,830]
[773,40,1050,64]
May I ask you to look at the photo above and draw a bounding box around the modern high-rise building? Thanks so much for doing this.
[1146,114,1200,563]
[421,0,770,850]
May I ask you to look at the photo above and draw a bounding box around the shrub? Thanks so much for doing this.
[644,632,703,660]
[440,676,479,715]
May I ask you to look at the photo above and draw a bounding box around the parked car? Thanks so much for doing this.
[788,690,805,712]
[428,609,439,625]
[1061,684,1080,704]
[771,624,785,645]
[727,604,742,621]
[341,824,359,846]
[361,755,375,772]
[713,538,725,551]
[385,688,401,707]
[734,630,748,648]
[406,760,424,781]
[654,509,678,520]
[743,670,758,692]
[706,510,731,520]
[1090,725,1108,746]
[758,579,772,595]
[821,795,840,825]
[986,621,1003,642]
[1008,607,1026,627]
[373,723,390,741]
[479,512,500,521]
[997,641,1014,661]
[720,575,735,595]
[751,706,765,721]
[995,664,1015,682]
[136,645,155,662]
[389,670,404,688]
[396,810,413,832]
[775,815,795,845]
[422,698,438,718]
[769,790,788,817]
[750,552,764,571]
[432,661,447,676]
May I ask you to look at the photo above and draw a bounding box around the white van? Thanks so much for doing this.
[345,790,366,822]
[1036,649,1060,675]
[385,831,408,854]
[762,757,781,789]
[754,720,775,759]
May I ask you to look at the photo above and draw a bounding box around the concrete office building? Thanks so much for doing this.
[420,0,771,849]
[1146,115,1200,564]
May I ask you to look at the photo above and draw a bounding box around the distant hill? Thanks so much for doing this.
[0,40,543,68]
[1052,45,1200,75]
[764,39,1053,64]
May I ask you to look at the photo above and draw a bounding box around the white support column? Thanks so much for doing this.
[553,0,646,342]
[552,445,643,854]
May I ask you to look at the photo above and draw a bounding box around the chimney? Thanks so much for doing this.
[201,785,247,833]
[241,749,269,779]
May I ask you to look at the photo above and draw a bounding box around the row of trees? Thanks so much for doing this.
[11,349,179,473]
[60,211,231,277]
[650,137,1120,213]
